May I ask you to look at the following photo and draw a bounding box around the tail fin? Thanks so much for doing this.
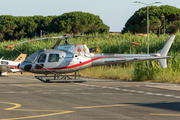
[14,53,27,63]
[159,35,175,56]
[158,35,175,68]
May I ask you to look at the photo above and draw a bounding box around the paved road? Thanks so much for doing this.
[0,75,180,120]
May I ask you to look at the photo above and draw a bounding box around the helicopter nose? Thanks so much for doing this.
[20,62,32,71]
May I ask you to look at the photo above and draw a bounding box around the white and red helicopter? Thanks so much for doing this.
[0,53,27,76]
[5,34,175,82]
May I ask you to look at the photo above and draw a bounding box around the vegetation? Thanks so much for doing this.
[1,5,180,82]
[53,12,109,34]
[0,12,109,41]
[122,5,180,34]
[0,32,180,82]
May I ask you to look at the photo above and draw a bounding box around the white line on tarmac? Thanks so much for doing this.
[81,93,92,95]
[145,92,153,95]
[164,94,173,97]
[61,93,72,95]
[74,83,180,99]
[174,96,180,99]
[136,91,144,94]
[154,93,163,96]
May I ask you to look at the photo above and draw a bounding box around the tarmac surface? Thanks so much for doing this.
[1,75,180,120]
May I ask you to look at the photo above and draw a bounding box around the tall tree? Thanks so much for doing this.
[0,15,17,41]
[54,11,109,34]
[122,5,180,34]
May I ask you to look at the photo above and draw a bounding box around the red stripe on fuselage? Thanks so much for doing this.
[41,57,107,70]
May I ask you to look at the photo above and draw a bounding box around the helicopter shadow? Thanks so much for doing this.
[121,102,180,112]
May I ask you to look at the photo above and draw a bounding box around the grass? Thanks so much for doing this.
[81,64,133,80]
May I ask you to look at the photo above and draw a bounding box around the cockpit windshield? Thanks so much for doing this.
[24,52,39,63]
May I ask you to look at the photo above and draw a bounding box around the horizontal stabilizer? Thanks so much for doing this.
[158,59,167,69]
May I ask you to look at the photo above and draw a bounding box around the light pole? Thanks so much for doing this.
[134,1,161,54]
[161,16,165,34]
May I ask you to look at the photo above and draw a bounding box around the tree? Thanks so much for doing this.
[0,12,109,41]
[122,5,180,34]
[0,15,17,41]
[54,11,109,34]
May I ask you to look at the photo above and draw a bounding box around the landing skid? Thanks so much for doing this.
[35,71,86,83]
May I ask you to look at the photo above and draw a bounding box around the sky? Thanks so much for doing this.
[1,0,180,32]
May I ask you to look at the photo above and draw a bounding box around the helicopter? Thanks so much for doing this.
[5,34,175,83]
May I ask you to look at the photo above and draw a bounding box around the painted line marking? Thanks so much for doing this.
[102,86,108,88]
[154,93,163,96]
[81,93,92,95]
[0,102,21,110]
[122,89,128,91]
[136,91,144,94]
[10,109,70,112]
[174,96,180,99]
[1,111,74,120]
[75,83,180,99]
[164,94,173,97]
[107,87,114,89]
[73,104,129,109]
[101,93,113,95]
[145,92,153,95]
[0,102,74,120]
[61,93,72,95]
[114,88,120,90]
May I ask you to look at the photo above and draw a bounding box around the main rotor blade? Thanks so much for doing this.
[5,36,63,48]
[73,36,141,46]
[52,38,64,49]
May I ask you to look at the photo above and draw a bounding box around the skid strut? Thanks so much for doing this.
[35,70,86,83]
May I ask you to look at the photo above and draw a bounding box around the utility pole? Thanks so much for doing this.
[158,21,160,37]
[161,16,165,34]
[134,1,162,54]
[40,30,42,37]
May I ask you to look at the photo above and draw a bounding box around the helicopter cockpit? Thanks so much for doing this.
[23,49,64,64]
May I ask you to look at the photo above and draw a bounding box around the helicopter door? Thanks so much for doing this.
[36,53,47,69]
[45,54,60,68]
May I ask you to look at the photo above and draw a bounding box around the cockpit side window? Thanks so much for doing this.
[37,54,46,63]
[48,54,59,62]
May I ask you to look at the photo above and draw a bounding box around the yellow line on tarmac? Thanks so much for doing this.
[0,111,74,120]
[73,104,130,109]
[0,102,74,120]
[150,113,180,116]
[11,109,66,112]
[0,102,21,110]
